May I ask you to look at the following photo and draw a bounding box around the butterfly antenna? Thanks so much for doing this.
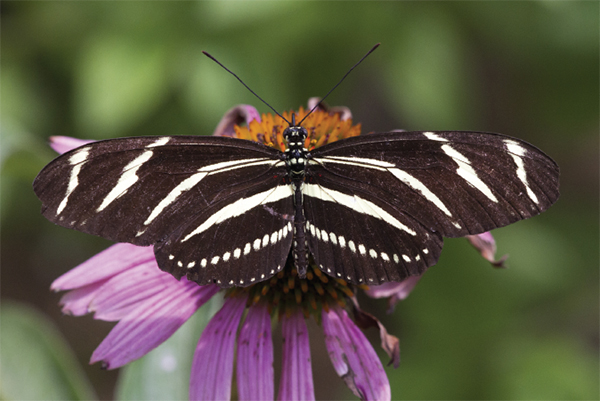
[298,43,380,126]
[202,51,291,125]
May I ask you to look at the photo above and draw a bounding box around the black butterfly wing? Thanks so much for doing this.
[33,136,293,286]
[305,130,559,283]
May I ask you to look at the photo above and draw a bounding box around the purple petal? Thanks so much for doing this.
[466,232,508,268]
[277,310,315,401]
[322,306,391,401]
[237,303,274,401]
[58,280,110,316]
[365,276,421,299]
[212,105,261,137]
[91,282,218,369]
[365,275,422,312]
[190,295,247,401]
[89,261,181,321]
[51,244,154,291]
[306,98,353,121]
[49,136,94,154]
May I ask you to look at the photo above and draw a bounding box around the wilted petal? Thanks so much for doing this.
[213,105,261,137]
[350,297,400,368]
[306,97,353,121]
[49,136,94,154]
[277,310,314,401]
[58,280,110,316]
[237,303,274,401]
[190,295,247,401]
[466,232,507,268]
[91,282,218,369]
[89,261,180,321]
[51,244,154,291]
[322,306,390,401]
[365,275,422,312]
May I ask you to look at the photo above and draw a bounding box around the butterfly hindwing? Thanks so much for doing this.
[302,179,442,284]
[154,180,294,287]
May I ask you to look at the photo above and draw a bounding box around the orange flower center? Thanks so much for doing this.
[233,107,362,151]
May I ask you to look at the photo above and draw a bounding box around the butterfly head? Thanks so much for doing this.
[283,126,308,146]
[283,113,308,150]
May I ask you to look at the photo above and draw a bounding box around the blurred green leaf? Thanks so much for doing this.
[202,1,290,29]
[1,63,50,136]
[489,334,599,400]
[386,10,474,129]
[115,295,223,400]
[75,35,170,138]
[0,302,97,400]
[183,52,240,132]
[493,223,573,296]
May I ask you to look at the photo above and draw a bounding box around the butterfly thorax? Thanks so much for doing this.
[283,126,309,178]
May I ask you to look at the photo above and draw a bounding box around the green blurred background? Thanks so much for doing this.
[2,2,598,400]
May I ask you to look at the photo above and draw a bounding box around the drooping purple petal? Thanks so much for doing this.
[49,136,94,154]
[91,282,218,369]
[365,275,422,312]
[51,244,154,291]
[466,232,507,268]
[322,306,391,401]
[212,105,261,137]
[189,295,247,401]
[58,279,110,316]
[237,303,274,401]
[53,244,176,320]
[89,261,180,321]
[277,310,315,401]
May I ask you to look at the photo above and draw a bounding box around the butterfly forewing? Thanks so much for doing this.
[309,131,559,238]
[33,136,284,244]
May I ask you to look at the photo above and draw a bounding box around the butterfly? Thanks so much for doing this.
[33,122,559,288]
[33,46,560,288]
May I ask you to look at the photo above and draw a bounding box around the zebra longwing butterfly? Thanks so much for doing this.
[34,123,559,288]
[33,49,559,288]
